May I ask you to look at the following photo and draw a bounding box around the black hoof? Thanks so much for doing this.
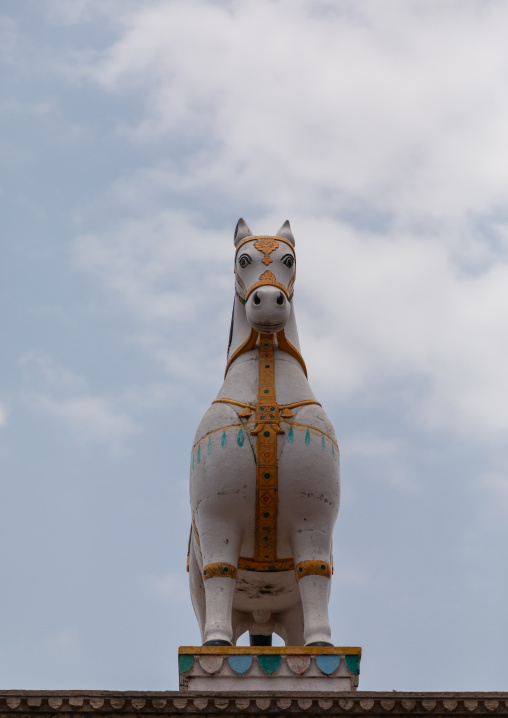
[306,641,334,647]
[203,640,232,646]
[250,633,272,646]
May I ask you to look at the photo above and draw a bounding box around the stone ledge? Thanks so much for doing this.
[0,692,507,716]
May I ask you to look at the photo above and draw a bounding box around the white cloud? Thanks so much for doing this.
[45,0,131,27]
[297,217,508,442]
[68,0,508,233]
[0,402,7,429]
[71,212,230,325]
[72,206,508,445]
[50,0,508,446]
[343,432,400,458]
[32,394,139,446]
[20,351,140,449]
[0,14,18,64]
[20,350,87,395]
[71,212,233,384]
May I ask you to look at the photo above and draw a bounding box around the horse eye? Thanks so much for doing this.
[238,255,251,269]
[282,255,294,268]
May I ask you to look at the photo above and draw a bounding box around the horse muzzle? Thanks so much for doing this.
[245,285,291,333]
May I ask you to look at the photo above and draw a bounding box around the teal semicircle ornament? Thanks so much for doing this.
[305,428,311,446]
[345,653,361,675]
[221,430,227,448]
[258,654,282,674]
[178,654,194,674]
[228,654,252,674]
[287,426,294,444]
[316,654,341,675]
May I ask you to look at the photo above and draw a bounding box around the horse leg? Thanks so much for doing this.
[276,602,305,646]
[188,537,206,643]
[292,530,333,646]
[232,610,249,645]
[200,527,242,645]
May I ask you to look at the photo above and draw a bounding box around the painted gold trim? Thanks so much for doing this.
[238,556,295,571]
[254,333,278,564]
[179,645,362,655]
[212,398,254,410]
[235,235,296,259]
[191,416,337,457]
[212,398,321,412]
[191,420,254,451]
[282,420,338,450]
[254,237,280,265]
[283,399,322,410]
[203,562,238,581]
[276,329,308,377]
[245,271,292,302]
[224,328,259,378]
[295,559,332,581]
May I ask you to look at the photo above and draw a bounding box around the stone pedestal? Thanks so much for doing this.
[178,646,361,692]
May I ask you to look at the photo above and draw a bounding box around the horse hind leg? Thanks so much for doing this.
[275,602,305,646]
[200,529,243,646]
[292,531,334,646]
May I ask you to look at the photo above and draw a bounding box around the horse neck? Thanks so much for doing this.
[221,297,314,407]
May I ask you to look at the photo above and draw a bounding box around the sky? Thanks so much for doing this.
[1,0,508,692]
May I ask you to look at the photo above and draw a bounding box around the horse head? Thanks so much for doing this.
[234,218,296,334]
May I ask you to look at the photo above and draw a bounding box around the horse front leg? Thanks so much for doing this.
[199,524,242,645]
[292,529,334,646]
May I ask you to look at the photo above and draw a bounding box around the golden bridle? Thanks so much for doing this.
[234,235,297,304]
[225,235,305,378]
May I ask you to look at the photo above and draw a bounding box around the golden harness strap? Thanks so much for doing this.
[215,333,321,572]
[224,329,308,379]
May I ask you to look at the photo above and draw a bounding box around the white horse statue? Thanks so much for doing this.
[188,219,340,647]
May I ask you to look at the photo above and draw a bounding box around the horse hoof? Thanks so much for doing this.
[203,640,233,646]
[306,641,334,647]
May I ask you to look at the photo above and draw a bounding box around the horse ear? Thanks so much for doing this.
[234,218,253,246]
[276,220,295,246]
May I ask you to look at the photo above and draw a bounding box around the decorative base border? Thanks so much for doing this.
[0,691,507,716]
[178,646,361,693]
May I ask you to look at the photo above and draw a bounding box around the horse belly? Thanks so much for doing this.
[233,569,300,613]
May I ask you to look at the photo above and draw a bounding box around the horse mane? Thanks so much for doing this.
[227,299,235,357]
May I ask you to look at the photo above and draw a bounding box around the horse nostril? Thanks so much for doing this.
[276,293,284,306]
[253,293,261,305]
